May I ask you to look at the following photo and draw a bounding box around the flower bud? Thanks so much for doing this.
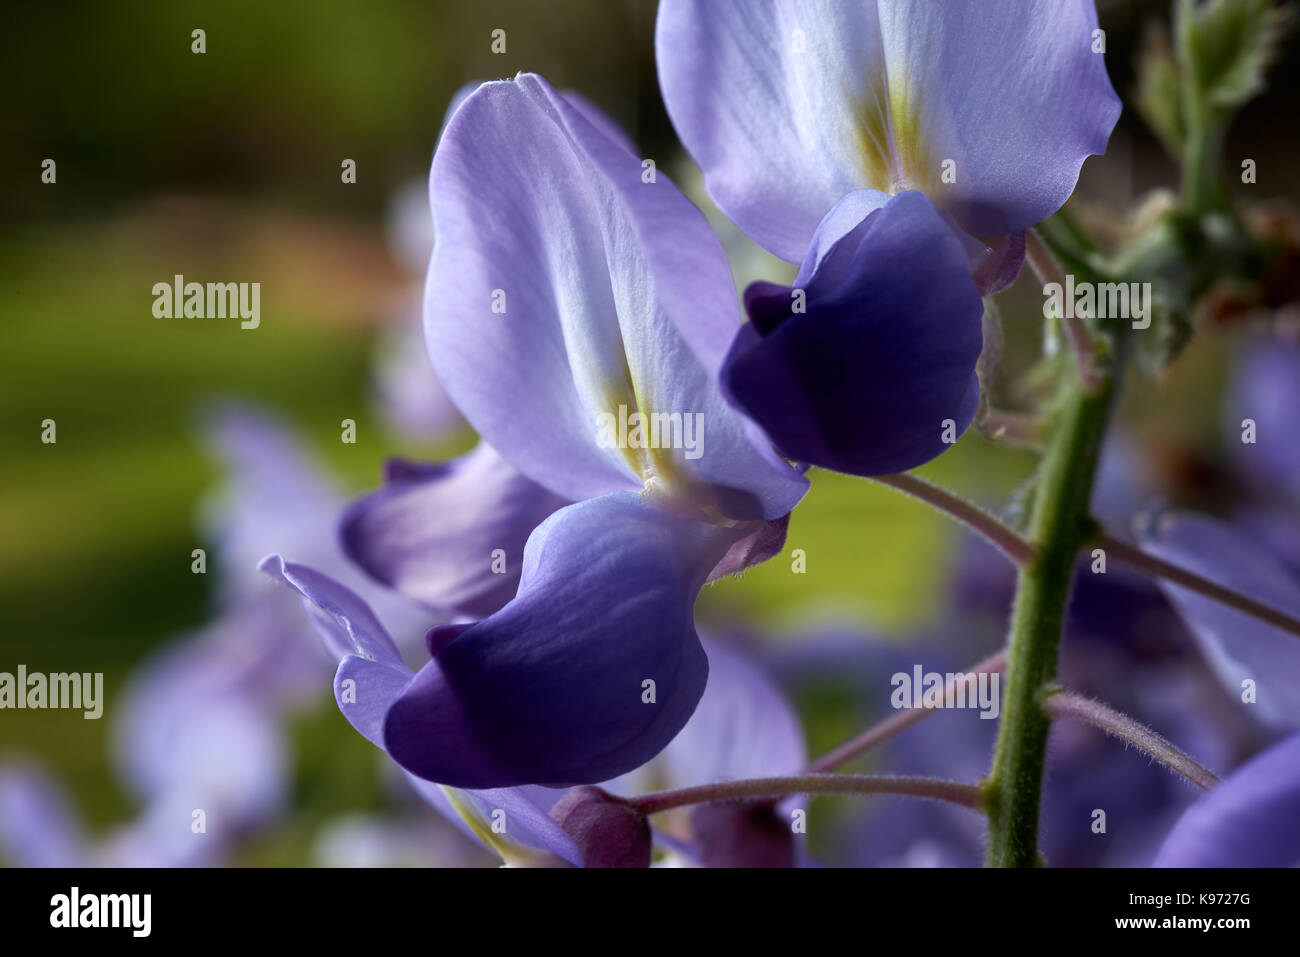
[549,786,651,868]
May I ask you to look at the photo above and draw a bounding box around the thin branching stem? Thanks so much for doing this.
[629,774,985,816]
[1096,531,1300,640]
[807,649,1008,773]
[1044,691,1219,791]
[872,473,1037,567]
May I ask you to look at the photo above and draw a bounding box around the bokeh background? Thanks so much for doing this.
[2,0,1298,865]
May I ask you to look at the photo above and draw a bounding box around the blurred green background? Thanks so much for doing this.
[1,0,1296,864]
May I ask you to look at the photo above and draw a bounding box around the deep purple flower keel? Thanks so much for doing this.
[722,190,984,475]
[266,490,747,790]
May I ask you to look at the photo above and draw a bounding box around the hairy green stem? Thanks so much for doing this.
[984,373,1116,867]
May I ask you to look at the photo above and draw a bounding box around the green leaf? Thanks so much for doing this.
[1176,0,1291,112]
[1135,22,1185,157]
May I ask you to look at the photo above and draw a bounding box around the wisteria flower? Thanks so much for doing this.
[263,557,805,866]
[655,0,1120,473]
[325,72,810,788]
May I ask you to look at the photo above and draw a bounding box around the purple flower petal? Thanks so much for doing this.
[1226,338,1300,505]
[0,764,88,867]
[657,0,1120,260]
[660,637,806,785]
[260,554,408,668]
[562,89,638,156]
[111,624,290,828]
[261,554,416,749]
[201,403,346,602]
[1153,732,1300,867]
[262,560,584,865]
[372,315,466,441]
[383,492,741,788]
[403,777,584,867]
[1141,512,1300,729]
[332,656,415,747]
[705,515,790,583]
[341,443,570,619]
[426,72,806,520]
[722,190,983,475]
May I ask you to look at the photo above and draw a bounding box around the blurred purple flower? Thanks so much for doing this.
[1225,338,1300,506]
[1141,511,1300,730]
[1153,731,1300,867]
[372,316,466,443]
[0,764,89,867]
[0,404,437,868]
[764,629,994,867]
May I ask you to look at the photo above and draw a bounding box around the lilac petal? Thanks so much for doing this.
[875,0,1119,236]
[657,0,1120,260]
[1141,512,1300,729]
[341,443,570,618]
[722,190,983,476]
[201,404,429,657]
[562,90,638,156]
[383,492,740,788]
[407,778,584,867]
[152,698,287,829]
[111,621,290,830]
[1153,732,1300,867]
[1091,432,1162,529]
[333,656,415,747]
[260,554,408,668]
[427,72,806,520]
[262,562,584,866]
[261,555,417,749]
[660,637,806,786]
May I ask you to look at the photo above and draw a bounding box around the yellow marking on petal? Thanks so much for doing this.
[853,69,900,191]
[888,78,935,194]
[598,379,654,479]
[442,787,560,868]
[850,65,934,196]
